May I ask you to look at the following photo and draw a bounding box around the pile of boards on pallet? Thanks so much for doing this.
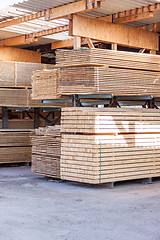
[32,126,61,178]
[0,129,33,164]
[32,48,160,99]
[61,107,160,184]
[0,60,59,107]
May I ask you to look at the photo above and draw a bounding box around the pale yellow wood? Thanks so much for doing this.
[0,25,69,47]
[74,36,81,50]
[85,38,95,48]
[0,47,41,63]
[70,15,159,50]
[51,39,74,49]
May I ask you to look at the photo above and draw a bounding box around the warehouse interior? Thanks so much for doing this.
[1,0,160,239]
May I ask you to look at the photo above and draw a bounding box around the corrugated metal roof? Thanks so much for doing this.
[0,6,72,45]
[13,0,160,16]
[13,0,80,12]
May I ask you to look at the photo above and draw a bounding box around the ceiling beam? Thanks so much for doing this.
[51,39,74,49]
[69,15,159,50]
[0,0,101,29]
[138,23,160,32]
[98,3,160,24]
[0,25,69,46]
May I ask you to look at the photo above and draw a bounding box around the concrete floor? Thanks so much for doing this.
[0,166,160,240]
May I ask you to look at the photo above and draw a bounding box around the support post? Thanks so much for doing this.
[111,43,117,51]
[34,108,39,129]
[72,94,81,107]
[2,107,8,129]
[74,36,81,50]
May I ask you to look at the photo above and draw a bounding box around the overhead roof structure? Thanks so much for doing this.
[0,0,160,49]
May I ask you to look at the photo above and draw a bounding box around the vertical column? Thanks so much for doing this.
[2,107,8,129]
[34,108,39,129]
[74,36,81,50]
[111,43,117,51]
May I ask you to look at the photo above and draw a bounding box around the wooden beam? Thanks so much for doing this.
[51,39,74,49]
[85,38,94,48]
[0,25,69,47]
[0,0,101,29]
[114,11,153,24]
[0,47,41,63]
[98,15,112,22]
[98,3,160,24]
[138,23,159,32]
[69,15,159,50]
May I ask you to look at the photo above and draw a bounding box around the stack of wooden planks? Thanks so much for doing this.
[61,107,160,184]
[58,66,160,96]
[32,126,61,178]
[54,49,160,96]
[0,129,33,164]
[32,69,60,99]
[56,49,160,71]
[0,60,54,88]
[0,60,61,108]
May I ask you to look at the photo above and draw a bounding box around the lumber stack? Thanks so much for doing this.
[0,130,33,164]
[0,60,55,88]
[32,69,60,99]
[56,49,160,71]
[55,49,160,97]
[0,60,61,108]
[61,107,160,184]
[58,66,160,96]
[32,126,61,178]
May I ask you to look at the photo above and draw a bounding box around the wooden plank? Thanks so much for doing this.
[0,47,41,63]
[69,15,159,50]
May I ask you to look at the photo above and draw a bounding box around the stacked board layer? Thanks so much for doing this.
[55,49,160,96]
[32,126,61,178]
[0,130,33,164]
[32,69,60,100]
[56,49,160,71]
[58,66,160,96]
[61,108,160,184]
